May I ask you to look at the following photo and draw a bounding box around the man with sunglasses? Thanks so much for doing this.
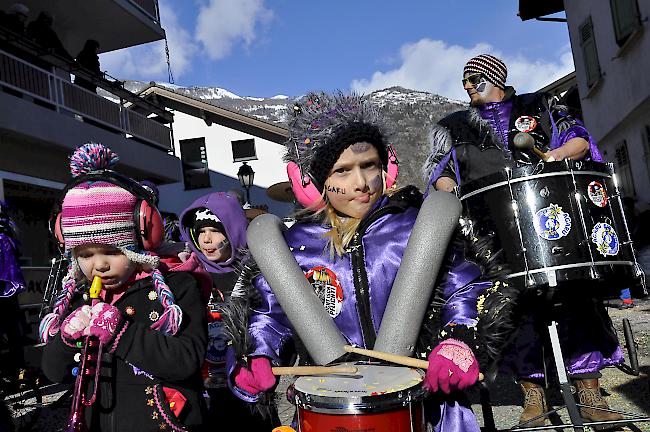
[423,54,623,428]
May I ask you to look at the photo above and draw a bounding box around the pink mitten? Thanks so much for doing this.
[61,305,93,341]
[233,357,277,395]
[87,302,124,345]
[425,338,479,394]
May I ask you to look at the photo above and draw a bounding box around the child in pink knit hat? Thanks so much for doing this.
[40,143,207,432]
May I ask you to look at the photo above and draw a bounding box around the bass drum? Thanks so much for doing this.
[459,160,640,295]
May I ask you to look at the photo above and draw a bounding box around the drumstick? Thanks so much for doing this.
[344,345,484,381]
[513,132,549,162]
[271,366,358,376]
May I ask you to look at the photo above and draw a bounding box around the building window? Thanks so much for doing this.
[231,138,257,163]
[579,16,601,88]
[180,137,211,190]
[610,0,641,46]
[614,140,636,198]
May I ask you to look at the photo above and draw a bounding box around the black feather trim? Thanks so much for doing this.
[476,280,522,382]
[220,250,262,366]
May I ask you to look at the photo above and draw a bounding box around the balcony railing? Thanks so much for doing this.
[0,48,172,151]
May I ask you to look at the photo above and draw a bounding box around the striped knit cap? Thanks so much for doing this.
[60,143,158,268]
[463,54,507,89]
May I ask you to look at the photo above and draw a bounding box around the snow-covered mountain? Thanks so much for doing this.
[124,81,466,189]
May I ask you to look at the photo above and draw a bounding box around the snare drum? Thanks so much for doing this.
[459,160,640,293]
[289,362,427,432]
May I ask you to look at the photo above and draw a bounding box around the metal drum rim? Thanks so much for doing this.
[294,384,428,414]
[458,160,613,200]
[505,261,636,279]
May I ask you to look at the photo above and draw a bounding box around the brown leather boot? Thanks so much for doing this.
[575,378,623,426]
[519,380,548,427]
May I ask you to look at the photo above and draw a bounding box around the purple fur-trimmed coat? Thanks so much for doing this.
[229,189,489,432]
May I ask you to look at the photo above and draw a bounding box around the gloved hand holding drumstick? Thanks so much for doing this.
[344,345,483,394]
[513,132,590,162]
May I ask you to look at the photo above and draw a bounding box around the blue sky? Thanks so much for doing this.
[101,0,573,100]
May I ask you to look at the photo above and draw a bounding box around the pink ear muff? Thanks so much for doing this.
[137,200,164,251]
[52,212,64,247]
[287,161,325,211]
[385,145,399,189]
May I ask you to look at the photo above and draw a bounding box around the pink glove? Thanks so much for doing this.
[233,357,277,395]
[61,305,93,341]
[87,302,124,345]
[425,339,479,394]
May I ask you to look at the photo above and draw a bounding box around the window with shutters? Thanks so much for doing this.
[579,17,601,88]
[180,137,211,190]
[615,140,636,198]
[610,0,641,46]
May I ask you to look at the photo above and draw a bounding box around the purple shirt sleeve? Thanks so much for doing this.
[551,114,603,162]
[227,274,295,402]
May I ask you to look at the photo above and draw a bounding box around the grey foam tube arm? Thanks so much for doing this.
[374,190,462,356]
[247,214,347,365]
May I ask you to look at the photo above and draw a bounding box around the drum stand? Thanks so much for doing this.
[505,311,650,432]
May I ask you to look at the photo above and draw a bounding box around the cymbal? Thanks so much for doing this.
[266,181,295,203]
[244,207,267,220]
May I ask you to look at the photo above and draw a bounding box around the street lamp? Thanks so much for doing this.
[237,162,255,205]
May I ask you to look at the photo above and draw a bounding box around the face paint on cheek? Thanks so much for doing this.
[476,80,495,97]
[216,239,230,252]
[369,175,382,193]
[350,142,371,153]
[325,184,346,194]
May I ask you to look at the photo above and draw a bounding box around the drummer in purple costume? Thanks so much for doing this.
[225,91,491,431]
[423,54,623,426]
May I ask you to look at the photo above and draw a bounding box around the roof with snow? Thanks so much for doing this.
[137,84,288,144]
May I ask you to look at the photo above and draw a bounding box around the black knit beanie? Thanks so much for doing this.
[309,122,388,188]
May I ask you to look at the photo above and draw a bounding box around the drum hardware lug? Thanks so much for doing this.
[589,267,600,280]
[551,246,564,255]
[539,186,550,198]
[546,270,558,287]
[621,240,633,246]
[286,384,296,404]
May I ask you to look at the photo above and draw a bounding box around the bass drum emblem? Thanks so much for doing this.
[534,203,572,240]
[591,222,619,256]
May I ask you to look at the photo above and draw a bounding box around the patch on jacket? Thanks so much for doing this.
[305,266,344,318]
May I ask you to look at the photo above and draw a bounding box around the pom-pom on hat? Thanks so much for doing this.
[463,54,507,89]
[285,91,390,189]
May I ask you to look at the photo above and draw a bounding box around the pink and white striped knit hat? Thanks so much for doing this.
[60,143,158,268]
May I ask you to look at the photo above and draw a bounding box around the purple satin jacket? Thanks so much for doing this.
[230,195,486,431]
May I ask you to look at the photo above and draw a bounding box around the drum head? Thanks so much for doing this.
[292,362,426,414]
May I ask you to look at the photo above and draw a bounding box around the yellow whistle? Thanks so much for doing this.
[90,276,102,299]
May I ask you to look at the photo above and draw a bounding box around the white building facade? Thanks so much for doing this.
[563,0,650,204]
